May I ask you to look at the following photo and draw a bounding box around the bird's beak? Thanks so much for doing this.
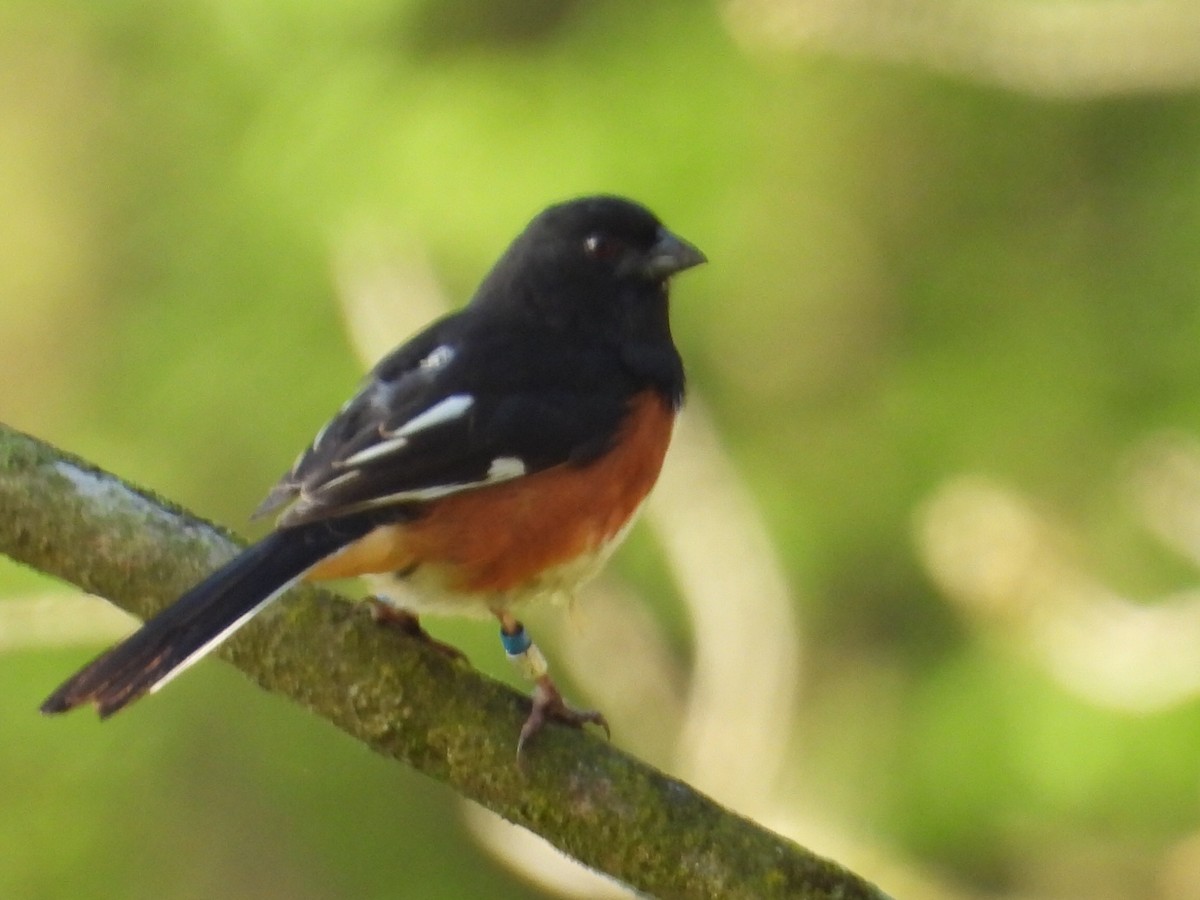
[642,227,707,280]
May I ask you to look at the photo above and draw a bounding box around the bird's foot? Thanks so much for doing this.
[518,676,610,758]
[365,598,467,662]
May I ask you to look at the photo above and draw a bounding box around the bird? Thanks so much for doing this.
[40,195,705,751]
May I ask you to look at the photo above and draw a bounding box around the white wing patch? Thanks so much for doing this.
[333,393,475,470]
[310,469,360,493]
[418,344,456,371]
[386,393,474,439]
[487,456,526,479]
[336,450,526,512]
[339,435,410,468]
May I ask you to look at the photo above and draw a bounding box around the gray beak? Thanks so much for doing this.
[642,227,707,280]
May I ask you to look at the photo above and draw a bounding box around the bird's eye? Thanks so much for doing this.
[583,233,624,261]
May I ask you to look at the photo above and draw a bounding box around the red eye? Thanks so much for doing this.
[583,233,624,260]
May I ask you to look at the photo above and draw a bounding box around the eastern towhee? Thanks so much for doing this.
[41,195,705,751]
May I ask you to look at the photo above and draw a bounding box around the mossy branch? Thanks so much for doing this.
[0,422,890,900]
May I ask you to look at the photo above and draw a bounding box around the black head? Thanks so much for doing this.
[527,195,706,284]
[471,195,706,331]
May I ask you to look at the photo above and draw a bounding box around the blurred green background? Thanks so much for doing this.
[5,1,1200,898]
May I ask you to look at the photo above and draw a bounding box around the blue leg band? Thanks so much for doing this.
[500,625,532,656]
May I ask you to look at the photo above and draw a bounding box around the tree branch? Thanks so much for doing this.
[0,422,890,900]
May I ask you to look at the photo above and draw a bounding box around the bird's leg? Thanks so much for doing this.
[495,610,609,755]
[365,597,467,662]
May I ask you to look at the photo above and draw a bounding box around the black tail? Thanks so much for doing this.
[41,517,374,718]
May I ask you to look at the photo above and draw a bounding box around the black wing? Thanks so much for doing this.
[255,312,641,527]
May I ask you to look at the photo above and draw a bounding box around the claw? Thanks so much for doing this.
[517,677,609,758]
[365,598,467,662]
